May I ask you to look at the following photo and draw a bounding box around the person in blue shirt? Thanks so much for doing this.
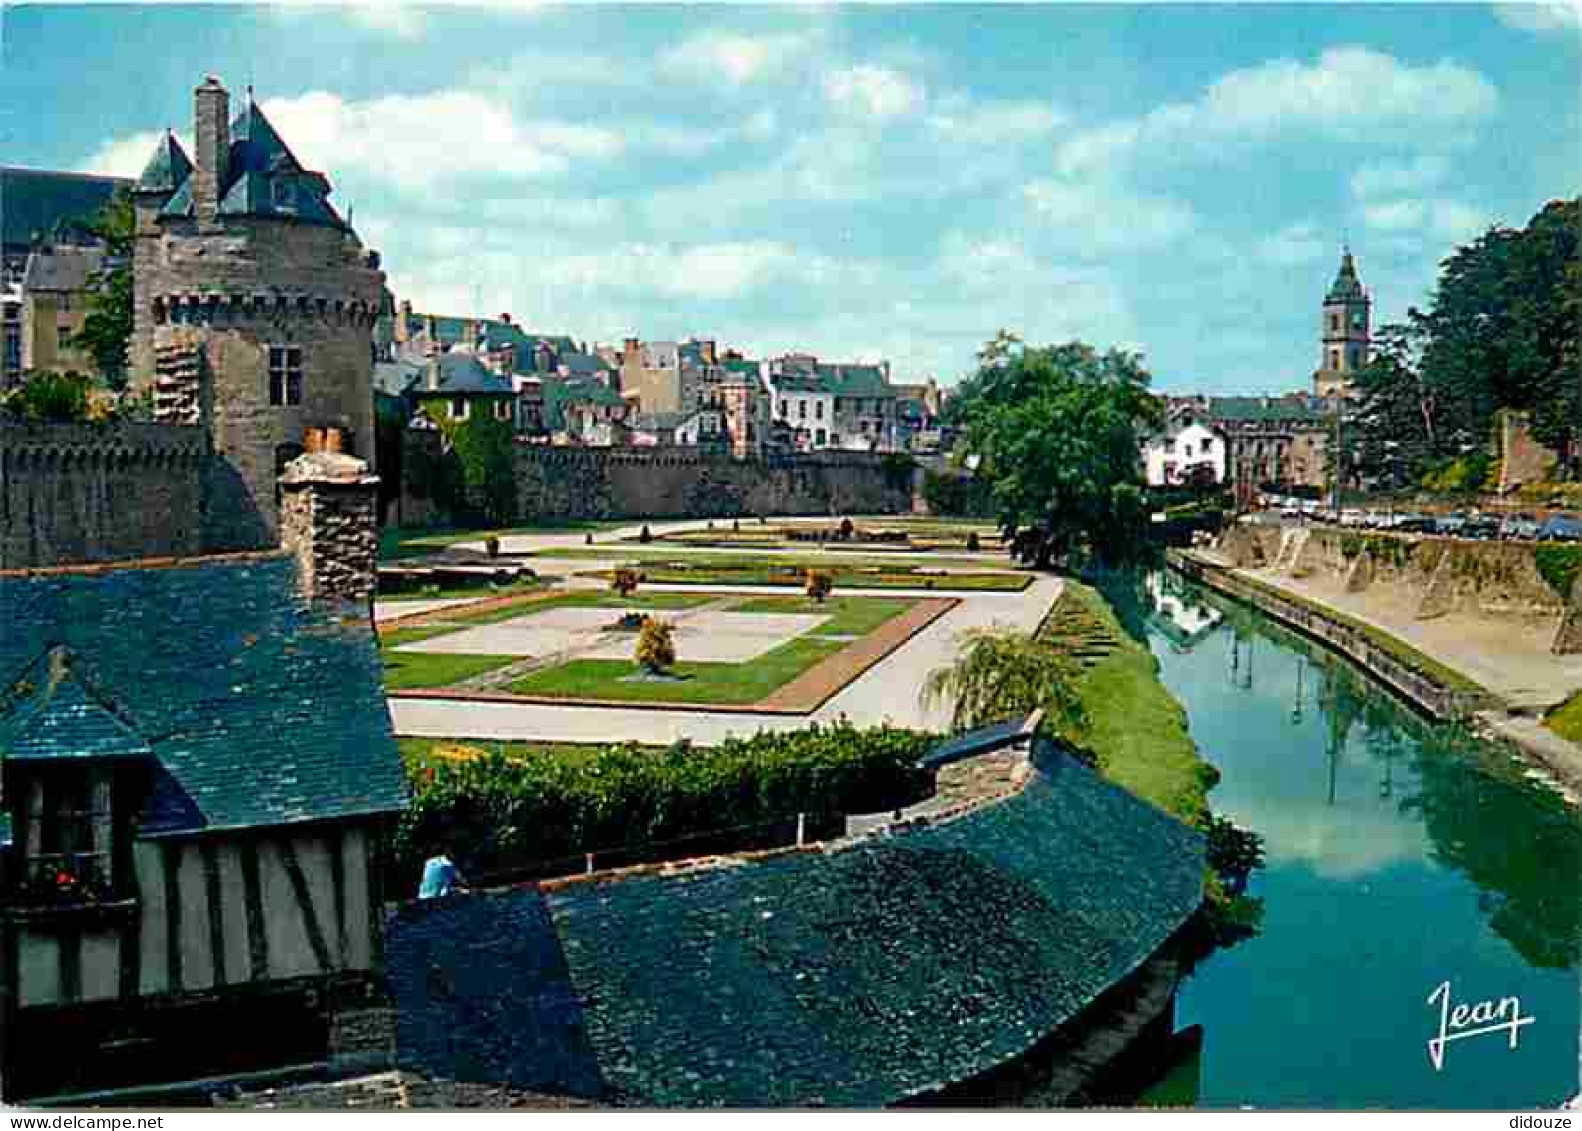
[418,847,467,899]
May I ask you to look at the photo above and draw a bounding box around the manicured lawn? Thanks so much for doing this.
[379,578,548,602]
[530,547,1005,572]
[507,637,846,704]
[1546,691,1582,745]
[603,565,1025,591]
[1043,582,1215,825]
[379,520,628,561]
[730,594,916,637]
[380,649,519,691]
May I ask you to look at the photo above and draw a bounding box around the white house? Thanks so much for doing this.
[1142,419,1227,487]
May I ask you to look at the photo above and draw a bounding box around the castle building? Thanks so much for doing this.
[1312,247,1371,400]
[128,77,386,551]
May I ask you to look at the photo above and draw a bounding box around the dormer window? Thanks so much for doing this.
[269,345,303,406]
[0,647,151,910]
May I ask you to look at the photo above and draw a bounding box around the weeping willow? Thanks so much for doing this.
[923,628,1087,737]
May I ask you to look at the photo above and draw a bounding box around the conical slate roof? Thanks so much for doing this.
[134,130,193,194]
[1326,248,1366,303]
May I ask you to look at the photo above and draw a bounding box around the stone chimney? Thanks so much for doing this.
[499,312,513,325]
[700,339,717,365]
[462,319,482,351]
[395,299,412,344]
[279,451,381,608]
[192,75,231,224]
[624,336,640,360]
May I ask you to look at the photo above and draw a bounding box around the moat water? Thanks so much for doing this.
[1130,571,1582,1109]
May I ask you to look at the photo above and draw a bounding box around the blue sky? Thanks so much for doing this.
[4,2,1578,393]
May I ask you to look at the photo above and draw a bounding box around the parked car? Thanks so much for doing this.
[1499,513,1542,541]
[1539,515,1582,542]
[1395,513,1435,533]
[1339,508,1366,528]
[1462,515,1501,540]
[1432,512,1469,537]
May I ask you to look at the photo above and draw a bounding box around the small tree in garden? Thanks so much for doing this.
[839,516,855,540]
[484,533,501,558]
[639,524,653,543]
[966,531,981,552]
[805,569,834,603]
[611,567,642,598]
[635,617,676,674]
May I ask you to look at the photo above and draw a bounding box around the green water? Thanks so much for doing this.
[1136,572,1582,1109]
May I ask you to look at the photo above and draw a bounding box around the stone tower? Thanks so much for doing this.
[1313,246,1371,400]
[129,76,385,552]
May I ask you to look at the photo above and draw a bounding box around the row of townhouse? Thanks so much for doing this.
[376,306,949,456]
[1141,393,1334,496]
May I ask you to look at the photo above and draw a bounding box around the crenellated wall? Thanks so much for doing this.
[0,423,206,570]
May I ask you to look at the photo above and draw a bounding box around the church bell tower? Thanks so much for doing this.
[1314,246,1370,400]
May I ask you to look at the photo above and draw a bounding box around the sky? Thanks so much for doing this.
[3,1,1579,393]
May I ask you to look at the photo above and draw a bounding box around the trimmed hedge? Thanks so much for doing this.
[397,723,936,881]
[1536,545,1582,600]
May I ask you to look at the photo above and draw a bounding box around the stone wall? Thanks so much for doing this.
[396,436,915,526]
[515,445,913,522]
[1498,410,1561,493]
[0,423,205,569]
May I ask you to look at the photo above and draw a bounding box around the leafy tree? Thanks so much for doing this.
[445,410,517,525]
[635,617,676,674]
[0,370,91,422]
[67,190,135,389]
[922,628,1087,737]
[804,568,834,603]
[950,338,1162,568]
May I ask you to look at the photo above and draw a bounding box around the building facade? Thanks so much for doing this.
[128,78,386,552]
[1143,417,1228,487]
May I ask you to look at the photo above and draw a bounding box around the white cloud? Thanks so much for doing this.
[1349,154,1452,199]
[1058,46,1498,176]
[256,90,622,191]
[78,129,187,178]
[1256,222,1331,266]
[1494,1,1582,34]
[1362,197,1488,243]
[344,3,428,40]
[1021,178,1197,253]
[823,64,927,121]
[659,29,820,87]
[926,96,1065,144]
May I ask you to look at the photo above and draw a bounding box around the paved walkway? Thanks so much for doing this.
[388,573,1063,744]
[1234,565,1581,712]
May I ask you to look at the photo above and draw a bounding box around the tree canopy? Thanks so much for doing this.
[950,337,1162,567]
[1352,196,1580,482]
[67,190,136,389]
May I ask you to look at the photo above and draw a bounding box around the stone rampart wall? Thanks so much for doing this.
[0,423,205,569]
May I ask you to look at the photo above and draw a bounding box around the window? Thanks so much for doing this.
[13,770,116,903]
[450,397,469,421]
[1330,314,1339,332]
[1329,349,1340,370]
[799,400,807,420]
[268,345,303,406]
[815,428,826,445]
[495,400,511,421]
[815,400,824,420]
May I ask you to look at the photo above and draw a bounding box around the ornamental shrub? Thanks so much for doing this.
[805,568,834,603]
[635,616,676,673]
[611,567,642,598]
[395,722,936,882]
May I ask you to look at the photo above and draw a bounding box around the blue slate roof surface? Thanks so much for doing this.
[0,648,154,763]
[0,555,406,837]
[411,353,515,397]
[0,167,130,249]
[134,132,193,194]
[384,740,1204,1107]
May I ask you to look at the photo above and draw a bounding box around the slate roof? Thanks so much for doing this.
[406,312,576,358]
[541,377,626,431]
[154,97,348,230]
[0,167,130,250]
[0,647,154,763]
[0,555,407,838]
[134,131,193,195]
[411,353,516,398]
[374,358,425,398]
[1207,395,1328,424]
[385,738,1204,1107]
[21,244,108,292]
[1325,249,1366,304]
[773,360,892,399]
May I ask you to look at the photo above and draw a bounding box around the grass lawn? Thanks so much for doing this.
[1545,691,1582,744]
[381,649,519,691]
[379,520,629,561]
[508,637,846,704]
[379,579,548,602]
[530,547,1005,572]
[575,556,1026,591]
[730,594,916,637]
[1043,582,1215,825]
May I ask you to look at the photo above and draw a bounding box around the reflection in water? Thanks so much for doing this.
[1120,571,1582,1109]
